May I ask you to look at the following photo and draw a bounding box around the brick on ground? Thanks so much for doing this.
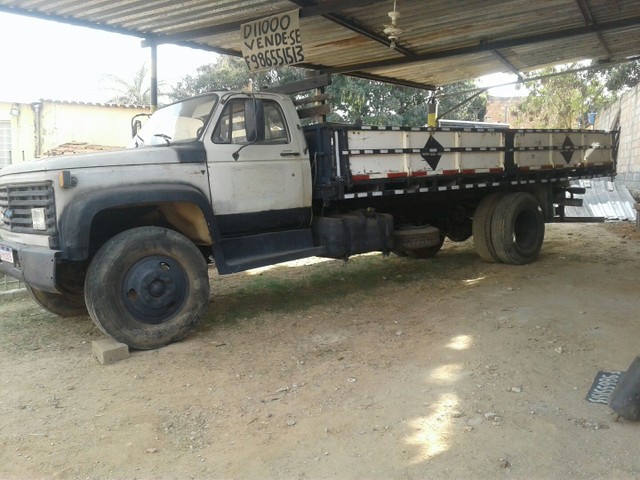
[92,338,129,365]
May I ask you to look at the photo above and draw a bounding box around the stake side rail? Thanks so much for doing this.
[304,124,617,204]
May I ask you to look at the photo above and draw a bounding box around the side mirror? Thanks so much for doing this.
[131,113,151,138]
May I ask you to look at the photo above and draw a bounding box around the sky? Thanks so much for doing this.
[0,11,524,104]
[0,12,215,103]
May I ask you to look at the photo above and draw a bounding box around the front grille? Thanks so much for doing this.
[0,182,57,235]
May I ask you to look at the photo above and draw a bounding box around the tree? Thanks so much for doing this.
[170,56,487,126]
[596,59,640,92]
[325,77,486,126]
[103,64,152,105]
[513,61,640,128]
[436,81,487,122]
[171,56,305,99]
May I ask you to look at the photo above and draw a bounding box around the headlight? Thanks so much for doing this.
[32,208,47,231]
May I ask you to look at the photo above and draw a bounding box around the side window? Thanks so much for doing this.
[212,98,290,145]
[213,99,247,144]
[263,101,289,144]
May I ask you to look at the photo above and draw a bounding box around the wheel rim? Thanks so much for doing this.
[121,255,189,325]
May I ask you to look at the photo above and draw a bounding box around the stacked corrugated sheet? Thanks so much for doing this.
[565,179,637,221]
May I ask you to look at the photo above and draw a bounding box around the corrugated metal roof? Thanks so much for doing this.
[566,179,637,221]
[1,0,639,89]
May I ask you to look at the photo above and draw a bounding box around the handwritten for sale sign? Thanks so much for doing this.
[241,10,304,72]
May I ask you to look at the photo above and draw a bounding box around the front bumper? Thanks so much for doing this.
[0,238,58,292]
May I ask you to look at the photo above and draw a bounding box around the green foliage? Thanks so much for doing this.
[103,64,152,105]
[436,81,487,122]
[326,78,486,126]
[514,61,640,128]
[169,56,487,126]
[170,56,305,99]
[596,60,640,92]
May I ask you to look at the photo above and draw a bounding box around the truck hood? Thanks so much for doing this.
[0,142,206,176]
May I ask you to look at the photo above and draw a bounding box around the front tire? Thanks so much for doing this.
[84,227,210,349]
[26,285,88,317]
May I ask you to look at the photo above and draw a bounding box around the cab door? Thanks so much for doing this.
[204,95,311,237]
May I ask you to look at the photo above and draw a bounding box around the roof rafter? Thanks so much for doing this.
[574,0,613,60]
[288,0,417,57]
[141,0,388,47]
[325,15,640,74]
[491,49,523,81]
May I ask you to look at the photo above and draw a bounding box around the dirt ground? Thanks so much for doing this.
[1,222,639,480]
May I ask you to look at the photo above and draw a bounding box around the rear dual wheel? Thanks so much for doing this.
[473,193,545,265]
[472,193,503,262]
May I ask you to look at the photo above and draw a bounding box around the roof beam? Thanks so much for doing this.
[491,49,523,81]
[288,0,416,57]
[574,0,613,60]
[325,15,640,74]
[142,0,387,47]
[348,71,435,90]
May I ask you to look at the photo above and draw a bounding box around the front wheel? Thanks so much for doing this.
[26,285,88,317]
[84,227,210,349]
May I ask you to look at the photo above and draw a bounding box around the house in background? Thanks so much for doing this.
[483,96,536,128]
[0,100,150,167]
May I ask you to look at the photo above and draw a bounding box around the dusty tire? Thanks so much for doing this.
[472,193,503,262]
[393,226,444,259]
[491,193,545,265]
[26,284,88,317]
[403,241,445,258]
[84,227,210,350]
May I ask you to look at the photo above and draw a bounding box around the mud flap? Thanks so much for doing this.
[609,356,640,421]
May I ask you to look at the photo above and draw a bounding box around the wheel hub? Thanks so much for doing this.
[121,255,188,324]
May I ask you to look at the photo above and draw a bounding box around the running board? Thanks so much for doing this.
[214,229,326,274]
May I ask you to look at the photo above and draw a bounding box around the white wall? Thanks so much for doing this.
[0,100,150,166]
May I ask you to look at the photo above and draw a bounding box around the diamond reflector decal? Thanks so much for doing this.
[561,135,575,164]
[421,135,443,170]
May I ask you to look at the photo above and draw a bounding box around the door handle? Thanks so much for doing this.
[280,151,301,157]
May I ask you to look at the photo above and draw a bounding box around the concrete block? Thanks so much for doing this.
[92,338,129,365]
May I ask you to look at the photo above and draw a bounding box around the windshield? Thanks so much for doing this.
[131,94,218,147]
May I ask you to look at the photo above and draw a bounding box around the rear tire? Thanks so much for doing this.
[84,226,210,350]
[472,193,503,262]
[26,285,88,317]
[491,192,545,265]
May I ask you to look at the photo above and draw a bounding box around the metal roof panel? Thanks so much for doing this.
[1,0,639,89]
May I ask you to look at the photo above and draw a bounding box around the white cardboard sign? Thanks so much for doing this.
[241,10,304,71]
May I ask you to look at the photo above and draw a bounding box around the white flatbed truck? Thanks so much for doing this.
[0,90,616,348]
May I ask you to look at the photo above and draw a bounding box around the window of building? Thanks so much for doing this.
[0,121,11,167]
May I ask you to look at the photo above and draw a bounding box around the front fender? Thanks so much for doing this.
[58,183,219,260]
